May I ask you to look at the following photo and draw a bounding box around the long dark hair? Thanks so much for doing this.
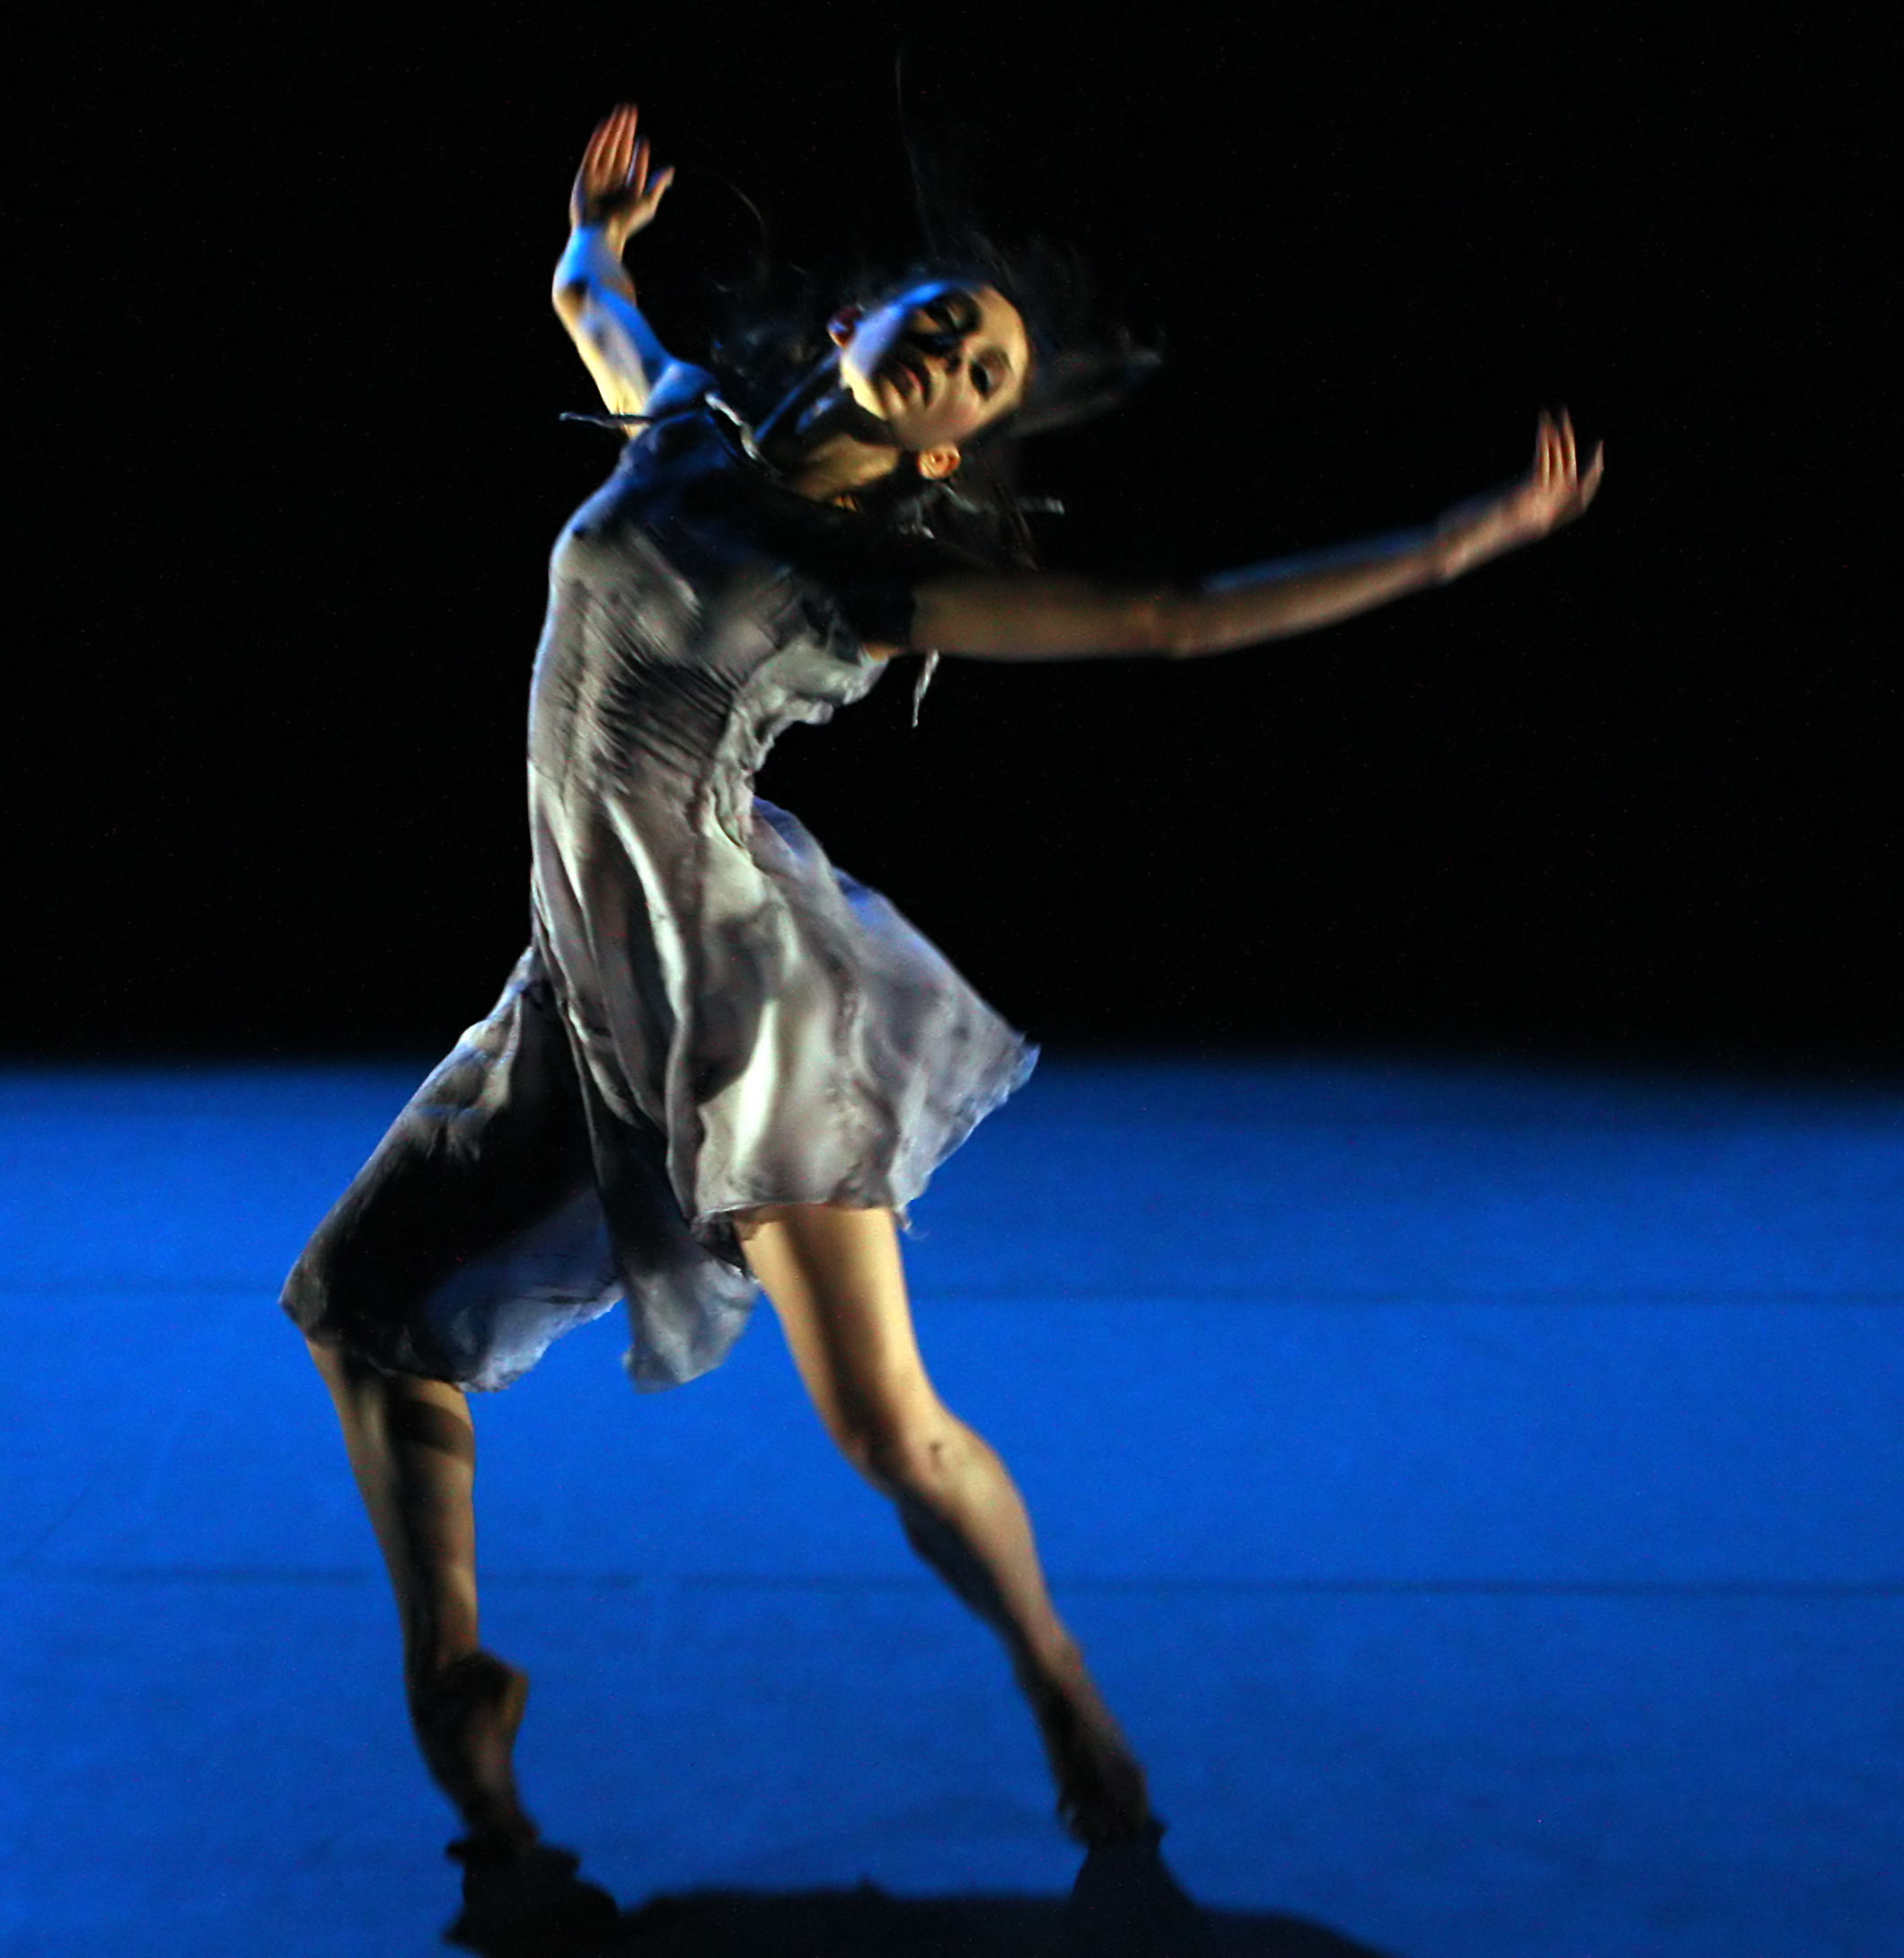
[703,223,1157,569]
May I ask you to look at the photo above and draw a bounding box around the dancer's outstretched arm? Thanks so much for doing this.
[912,411,1604,660]
[551,103,709,418]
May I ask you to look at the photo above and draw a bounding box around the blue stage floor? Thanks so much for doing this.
[3,1057,1901,1955]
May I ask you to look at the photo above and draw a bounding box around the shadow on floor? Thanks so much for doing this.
[444,1835,1394,1956]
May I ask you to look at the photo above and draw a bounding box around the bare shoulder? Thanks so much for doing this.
[646,362,719,418]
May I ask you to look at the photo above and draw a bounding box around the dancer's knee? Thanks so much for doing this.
[839,1402,975,1501]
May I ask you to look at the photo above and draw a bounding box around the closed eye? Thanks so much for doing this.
[923,292,979,334]
[973,351,1013,399]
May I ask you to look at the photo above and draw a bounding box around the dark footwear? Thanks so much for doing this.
[443,1842,621,1955]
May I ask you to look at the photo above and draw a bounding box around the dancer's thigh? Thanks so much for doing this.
[737,1204,941,1451]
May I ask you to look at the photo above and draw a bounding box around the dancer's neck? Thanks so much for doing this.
[761,365,908,507]
[786,431,908,507]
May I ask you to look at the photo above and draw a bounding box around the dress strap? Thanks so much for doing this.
[558,391,763,454]
[558,410,655,431]
[910,651,939,727]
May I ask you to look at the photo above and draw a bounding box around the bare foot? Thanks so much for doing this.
[1018,1647,1153,1846]
[409,1650,539,1862]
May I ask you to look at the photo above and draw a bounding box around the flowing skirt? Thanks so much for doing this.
[282,801,1034,1391]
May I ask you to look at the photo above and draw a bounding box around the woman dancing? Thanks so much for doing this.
[285,103,1601,1865]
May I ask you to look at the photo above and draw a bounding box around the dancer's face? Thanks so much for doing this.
[830,281,1031,461]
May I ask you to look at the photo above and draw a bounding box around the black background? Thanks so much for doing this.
[9,5,1892,1071]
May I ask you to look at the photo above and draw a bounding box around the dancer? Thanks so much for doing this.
[285,103,1601,1864]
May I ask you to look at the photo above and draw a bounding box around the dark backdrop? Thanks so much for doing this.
[8,6,1891,1070]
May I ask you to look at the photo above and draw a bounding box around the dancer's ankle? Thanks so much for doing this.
[407,1641,489,1698]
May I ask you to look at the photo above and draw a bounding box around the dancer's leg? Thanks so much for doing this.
[738,1203,1151,1843]
[307,1337,536,1857]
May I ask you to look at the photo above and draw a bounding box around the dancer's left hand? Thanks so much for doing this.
[1437,410,1605,578]
[1500,410,1604,540]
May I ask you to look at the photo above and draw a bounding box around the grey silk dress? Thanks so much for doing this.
[282,395,1035,1392]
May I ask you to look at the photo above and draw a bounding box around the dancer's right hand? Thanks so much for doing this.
[570,104,676,251]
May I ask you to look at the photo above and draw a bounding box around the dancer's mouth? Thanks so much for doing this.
[886,348,933,403]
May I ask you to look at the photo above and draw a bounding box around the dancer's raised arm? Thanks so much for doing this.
[911,410,1604,660]
[551,103,709,419]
